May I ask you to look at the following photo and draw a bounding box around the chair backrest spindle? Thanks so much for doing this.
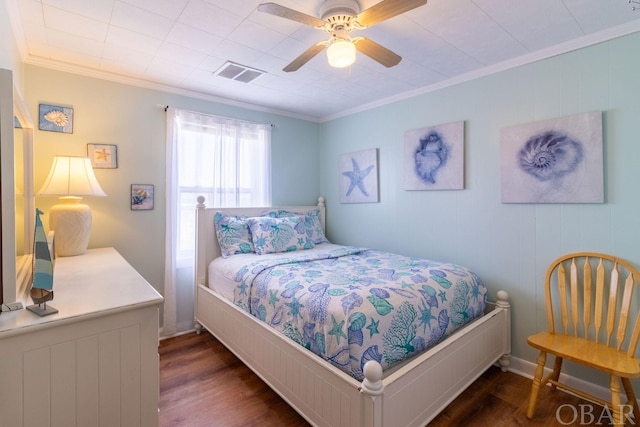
[570,258,579,337]
[594,258,605,345]
[558,263,569,334]
[617,270,634,351]
[583,259,592,339]
[605,261,619,346]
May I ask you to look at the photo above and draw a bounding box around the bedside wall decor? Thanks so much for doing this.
[88,144,118,168]
[339,148,379,203]
[131,184,154,210]
[404,120,464,190]
[38,103,73,133]
[500,111,603,203]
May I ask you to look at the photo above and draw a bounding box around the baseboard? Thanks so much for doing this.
[159,327,196,340]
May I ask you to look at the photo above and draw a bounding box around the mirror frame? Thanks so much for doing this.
[14,83,35,299]
[0,68,34,308]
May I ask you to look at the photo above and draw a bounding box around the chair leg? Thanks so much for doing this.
[621,377,639,424]
[549,356,563,391]
[527,351,547,419]
[610,376,624,427]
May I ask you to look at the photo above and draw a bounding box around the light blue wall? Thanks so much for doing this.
[319,32,640,382]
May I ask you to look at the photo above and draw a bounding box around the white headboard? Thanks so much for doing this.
[194,196,326,288]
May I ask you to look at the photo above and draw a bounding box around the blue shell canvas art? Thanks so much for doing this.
[500,111,603,203]
[404,121,464,190]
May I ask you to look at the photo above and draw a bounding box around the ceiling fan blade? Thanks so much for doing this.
[353,37,401,68]
[356,0,428,27]
[283,41,329,72]
[257,3,326,28]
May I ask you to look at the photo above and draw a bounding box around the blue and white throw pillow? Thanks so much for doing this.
[263,209,329,245]
[213,212,253,258]
[246,216,315,254]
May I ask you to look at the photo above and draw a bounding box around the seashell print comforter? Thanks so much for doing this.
[222,244,487,381]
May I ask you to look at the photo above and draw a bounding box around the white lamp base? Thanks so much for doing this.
[49,198,92,256]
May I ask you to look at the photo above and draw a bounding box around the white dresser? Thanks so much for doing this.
[0,247,164,427]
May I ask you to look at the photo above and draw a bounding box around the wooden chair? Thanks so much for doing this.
[527,252,640,426]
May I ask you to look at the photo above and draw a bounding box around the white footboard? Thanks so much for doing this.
[196,284,365,427]
[360,290,511,427]
[195,285,511,427]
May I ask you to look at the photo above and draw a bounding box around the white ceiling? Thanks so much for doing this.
[7,0,640,121]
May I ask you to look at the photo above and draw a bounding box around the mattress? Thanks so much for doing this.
[208,243,487,380]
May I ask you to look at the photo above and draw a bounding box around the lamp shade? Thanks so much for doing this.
[38,156,106,197]
[327,39,356,68]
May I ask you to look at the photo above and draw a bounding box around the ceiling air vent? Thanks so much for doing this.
[214,61,264,83]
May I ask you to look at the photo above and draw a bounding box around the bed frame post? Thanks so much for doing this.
[496,290,511,371]
[361,361,384,427]
[316,196,325,230]
[194,195,207,334]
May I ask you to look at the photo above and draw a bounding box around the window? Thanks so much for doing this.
[163,108,271,335]
[174,114,271,260]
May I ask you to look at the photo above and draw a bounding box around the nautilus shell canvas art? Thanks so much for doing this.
[404,121,464,190]
[500,111,603,203]
[38,103,73,133]
[339,148,379,203]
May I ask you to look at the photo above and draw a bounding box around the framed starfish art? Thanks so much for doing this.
[339,148,379,203]
[87,143,118,169]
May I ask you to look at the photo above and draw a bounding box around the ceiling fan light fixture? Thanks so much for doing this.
[327,39,356,68]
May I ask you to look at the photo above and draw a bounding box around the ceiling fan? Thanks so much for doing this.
[257,0,428,72]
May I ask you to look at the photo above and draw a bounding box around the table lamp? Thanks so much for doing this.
[37,156,106,256]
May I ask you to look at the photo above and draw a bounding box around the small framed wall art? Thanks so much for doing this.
[131,184,154,210]
[38,103,73,133]
[87,144,118,169]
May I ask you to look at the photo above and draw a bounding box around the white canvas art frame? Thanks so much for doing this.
[404,121,464,190]
[501,111,603,203]
[339,148,379,203]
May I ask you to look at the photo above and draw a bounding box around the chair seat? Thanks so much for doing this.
[528,332,640,378]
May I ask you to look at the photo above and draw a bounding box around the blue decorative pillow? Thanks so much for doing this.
[246,216,315,255]
[263,209,329,244]
[213,212,253,258]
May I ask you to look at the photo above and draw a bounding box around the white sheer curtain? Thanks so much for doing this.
[163,107,271,336]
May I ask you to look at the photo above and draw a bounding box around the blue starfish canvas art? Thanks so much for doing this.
[339,148,379,203]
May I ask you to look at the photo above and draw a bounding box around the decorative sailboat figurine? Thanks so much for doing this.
[27,208,58,316]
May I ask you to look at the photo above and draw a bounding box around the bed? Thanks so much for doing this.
[194,196,511,427]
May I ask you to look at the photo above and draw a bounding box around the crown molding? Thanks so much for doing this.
[321,21,640,122]
[8,0,640,125]
[21,56,322,123]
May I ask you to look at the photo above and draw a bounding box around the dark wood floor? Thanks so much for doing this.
[159,331,619,426]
